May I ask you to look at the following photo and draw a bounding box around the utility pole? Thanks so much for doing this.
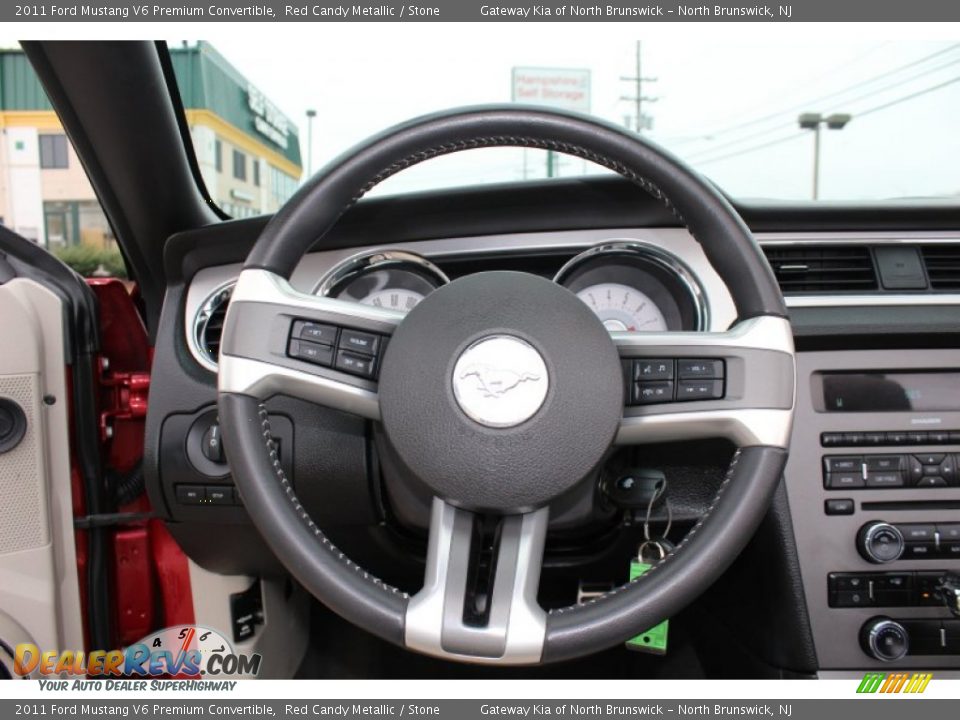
[620,41,658,134]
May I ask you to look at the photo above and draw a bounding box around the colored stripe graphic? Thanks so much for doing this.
[857,672,932,694]
[856,673,885,693]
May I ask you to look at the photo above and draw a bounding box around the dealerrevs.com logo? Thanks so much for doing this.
[857,672,933,694]
[12,625,261,680]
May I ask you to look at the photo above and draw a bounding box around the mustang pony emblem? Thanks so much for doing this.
[459,364,542,398]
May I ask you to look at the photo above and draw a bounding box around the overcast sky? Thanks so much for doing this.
[188,29,958,201]
[7,28,960,201]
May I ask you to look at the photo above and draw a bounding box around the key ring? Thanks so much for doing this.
[637,540,666,563]
[642,478,672,543]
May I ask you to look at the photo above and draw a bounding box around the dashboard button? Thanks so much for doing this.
[863,432,886,446]
[176,485,206,505]
[842,432,865,445]
[866,472,904,488]
[929,431,951,444]
[821,432,844,447]
[937,455,956,482]
[339,329,380,355]
[865,455,902,472]
[825,498,854,515]
[901,620,945,655]
[833,590,871,607]
[676,379,723,401]
[899,524,937,543]
[875,573,912,591]
[206,486,234,506]
[915,453,945,466]
[824,456,862,473]
[292,320,338,345]
[335,350,376,378]
[677,359,724,379]
[885,431,909,445]
[907,432,929,444]
[874,589,911,607]
[634,359,674,381]
[916,572,948,605]
[825,472,865,489]
[937,524,960,542]
[916,476,947,488]
[288,338,334,367]
[634,381,674,405]
[942,542,960,558]
[830,573,866,591]
[907,455,924,482]
[903,542,937,560]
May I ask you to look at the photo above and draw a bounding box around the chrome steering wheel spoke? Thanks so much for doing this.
[614,315,796,448]
[217,268,403,419]
[405,498,549,665]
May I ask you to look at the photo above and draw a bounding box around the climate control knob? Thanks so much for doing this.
[860,617,909,662]
[858,522,905,564]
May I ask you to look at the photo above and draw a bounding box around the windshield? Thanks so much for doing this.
[168,33,959,211]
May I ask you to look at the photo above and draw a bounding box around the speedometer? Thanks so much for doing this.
[575,282,668,332]
[554,241,709,332]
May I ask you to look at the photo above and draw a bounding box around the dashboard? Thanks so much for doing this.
[149,199,960,677]
[187,232,719,373]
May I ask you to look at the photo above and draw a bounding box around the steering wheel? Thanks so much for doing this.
[217,106,795,665]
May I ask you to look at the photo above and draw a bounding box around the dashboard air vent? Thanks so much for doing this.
[921,245,960,291]
[193,283,234,370]
[762,245,878,294]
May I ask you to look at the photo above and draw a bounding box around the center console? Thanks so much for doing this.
[785,350,960,669]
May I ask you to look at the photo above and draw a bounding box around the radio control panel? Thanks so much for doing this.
[823,451,957,490]
[784,350,960,670]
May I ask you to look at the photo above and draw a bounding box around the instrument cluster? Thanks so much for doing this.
[316,242,709,333]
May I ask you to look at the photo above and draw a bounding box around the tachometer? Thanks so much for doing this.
[315,249,448,311]
[361,287,426,311]
[575,282,668,332]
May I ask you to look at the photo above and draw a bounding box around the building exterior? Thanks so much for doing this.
[0,42,302,248]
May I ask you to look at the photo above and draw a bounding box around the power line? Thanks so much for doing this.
[667,42,891,146]
[692,132,806,167]
[856,74,960,119]
[684,55,960,162]
[693,75,960,167]
[674,43,960,148]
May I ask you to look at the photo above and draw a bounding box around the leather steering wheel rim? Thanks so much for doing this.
[217,105,794,665]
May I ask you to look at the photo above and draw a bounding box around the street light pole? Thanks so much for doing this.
[305,109,317,178]
[811,121,821,200]
[798,112,851,200]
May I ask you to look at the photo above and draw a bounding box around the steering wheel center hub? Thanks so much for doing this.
[378,271,624,513]
[452,334,549,428]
